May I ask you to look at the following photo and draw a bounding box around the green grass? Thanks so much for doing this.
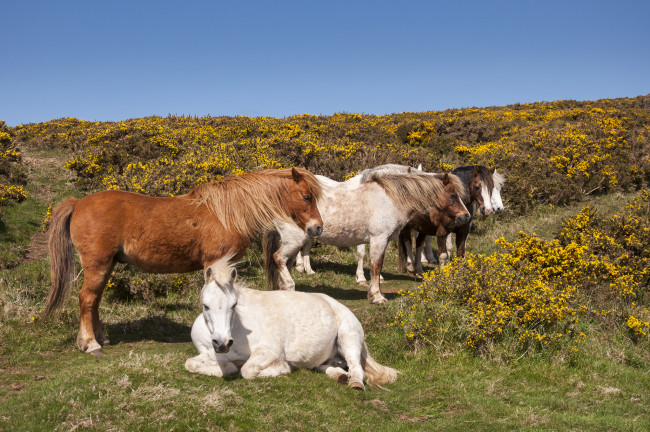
[0,149,648,431]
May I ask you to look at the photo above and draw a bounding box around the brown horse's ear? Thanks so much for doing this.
[473,165,480,175]
[291,167,303,183]
[205,267,212,280]
[442,172,450,185]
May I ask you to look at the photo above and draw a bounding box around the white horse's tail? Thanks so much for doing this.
[361,343,399,386]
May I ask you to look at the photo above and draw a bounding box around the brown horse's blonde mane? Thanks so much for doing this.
[368,172,467,214]
[187,168,322,238]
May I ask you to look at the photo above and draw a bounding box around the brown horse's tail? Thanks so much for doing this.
[397,227,411,274]
[42,198,78,317]
[262,229,282,290]
[361,343,399,386]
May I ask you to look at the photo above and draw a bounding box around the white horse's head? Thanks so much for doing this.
[201,258,239,354]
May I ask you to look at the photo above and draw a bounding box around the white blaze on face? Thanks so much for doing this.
[202,279,237,348]
[490,185,504,213]
[480,184,494,215]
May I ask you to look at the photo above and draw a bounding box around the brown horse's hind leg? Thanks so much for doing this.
[77,258,115,354]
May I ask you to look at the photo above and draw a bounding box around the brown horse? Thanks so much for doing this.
[397,179,472,275]
[43,168,323,355]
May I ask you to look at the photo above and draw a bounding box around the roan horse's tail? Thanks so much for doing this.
[262,229,282,290]
[396,227,411,274]
[42,198,78,317]
[361,342,399,385]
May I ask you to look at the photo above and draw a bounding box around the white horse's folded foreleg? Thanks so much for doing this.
[184,354,240,377]
[240,348,292,379]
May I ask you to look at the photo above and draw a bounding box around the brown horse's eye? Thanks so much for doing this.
[451,194,458,199]
[302,195,312,202]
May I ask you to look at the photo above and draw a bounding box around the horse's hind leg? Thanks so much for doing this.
[77,257,115,354]
[335,325,366,390]
[367,238,388,304]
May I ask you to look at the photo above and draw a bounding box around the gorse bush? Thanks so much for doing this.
[392,191,650,358]
[10,95,650,214]
[0,121,27,216]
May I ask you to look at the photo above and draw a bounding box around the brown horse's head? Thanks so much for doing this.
[429,173,471,235]
[288,168,323,238]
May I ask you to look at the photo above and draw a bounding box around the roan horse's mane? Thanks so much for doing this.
[367,172,467,214]
[187,168,322,238]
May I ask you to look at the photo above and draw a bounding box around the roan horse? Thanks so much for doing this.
[185,257,398,390]
[400,165,506,274]
[43,168,324,355]
[263,171,469,303]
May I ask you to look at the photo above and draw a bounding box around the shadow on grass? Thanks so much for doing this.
[106,316,191,345]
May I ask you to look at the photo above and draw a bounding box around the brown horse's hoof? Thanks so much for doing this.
[348,377,365,391]
[88,348,105,356]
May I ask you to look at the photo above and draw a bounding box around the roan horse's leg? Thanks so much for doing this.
[367,238,388,304]
[356,244,385,285]
[77,256,115,354]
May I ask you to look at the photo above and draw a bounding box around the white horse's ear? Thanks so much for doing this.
[417,164,423,171]
[205,267,212,280]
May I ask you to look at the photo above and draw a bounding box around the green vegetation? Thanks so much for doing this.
[1,96,648,430]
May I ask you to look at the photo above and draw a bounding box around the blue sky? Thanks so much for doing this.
[1,0,648,126]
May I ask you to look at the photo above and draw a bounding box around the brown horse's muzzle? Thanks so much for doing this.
[456,213,471,226]
[306,224,323,238]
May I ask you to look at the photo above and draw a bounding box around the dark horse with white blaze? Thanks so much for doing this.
[43,168,324,355]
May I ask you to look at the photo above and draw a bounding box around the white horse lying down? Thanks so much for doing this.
[185,257,399,390]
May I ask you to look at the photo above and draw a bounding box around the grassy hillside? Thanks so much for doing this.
[0,96,649,431]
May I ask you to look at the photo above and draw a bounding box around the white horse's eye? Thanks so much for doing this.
[203,304,210,311]
[232,302,238,309]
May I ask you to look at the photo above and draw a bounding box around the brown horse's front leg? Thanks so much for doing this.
[454,223,471,258]
[77,260,115,355]
[436,234,450,267]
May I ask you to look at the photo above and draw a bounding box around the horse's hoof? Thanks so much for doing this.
[370,296,388,305]
[357,281,368,287]
[337,374,349,385]
[348,378,365,391]
[88,348,105,356]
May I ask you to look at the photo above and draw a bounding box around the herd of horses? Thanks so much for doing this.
[42,164,505,389]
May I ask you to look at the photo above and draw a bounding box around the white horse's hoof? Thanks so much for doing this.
[348,377,365,391]
[306,270,316,275]
[357,281,369,287]
[369,295,387,304]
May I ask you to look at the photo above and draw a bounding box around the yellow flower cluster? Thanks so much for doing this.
[393,191,650,355]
